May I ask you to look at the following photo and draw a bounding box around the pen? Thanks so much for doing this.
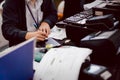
[94,31,102,37]
[33,23,38,29]
[89,31,102,40]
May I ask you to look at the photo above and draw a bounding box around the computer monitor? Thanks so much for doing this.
[0,37,35,80]
[63,0,84,19]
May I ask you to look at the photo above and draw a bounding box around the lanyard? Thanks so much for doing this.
[26,2,39,29]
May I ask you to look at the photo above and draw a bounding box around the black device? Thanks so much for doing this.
[63,0,84,19]
[79,64,112,80]
[93,1,120,24]
[65,24,94,44]
[80,29,120,66]
[63,9,93,26]
[55,21,67,28]
[86,14,119,31]
[106,2,120,9]
[65,13,119,45]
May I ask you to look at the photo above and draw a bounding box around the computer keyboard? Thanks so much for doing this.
[63,9,93,25]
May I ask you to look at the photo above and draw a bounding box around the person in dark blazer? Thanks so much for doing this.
[2,0,58,46]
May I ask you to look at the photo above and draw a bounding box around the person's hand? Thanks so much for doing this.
[38,22,51,36]
[25,30,47,41]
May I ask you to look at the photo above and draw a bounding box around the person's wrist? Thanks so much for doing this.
[25,32,34,40]
[25,32,30,40]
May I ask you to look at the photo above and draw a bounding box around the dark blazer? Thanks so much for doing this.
[2,0,58,46]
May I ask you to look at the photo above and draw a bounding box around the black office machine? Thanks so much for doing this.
[85,14,119,31]
[79,64,112,80]
[93,0,120,27]
[80,29,120,66]
[63,9,93,26]
[55,1,120,80]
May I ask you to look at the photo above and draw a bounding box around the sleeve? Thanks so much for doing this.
[41,0,58,28]
[1,0,27,42]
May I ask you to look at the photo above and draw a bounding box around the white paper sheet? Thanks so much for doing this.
[34,46,92,80]
[48,26,67,40]
[84,0,104,10]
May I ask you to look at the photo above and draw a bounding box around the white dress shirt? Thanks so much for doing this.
[26,0,43,31]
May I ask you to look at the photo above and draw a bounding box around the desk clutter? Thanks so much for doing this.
[34,46,93,80]
[54,0,120,80]
[33,1,120,79]
[1,0,120,80]
[34,45,112,80]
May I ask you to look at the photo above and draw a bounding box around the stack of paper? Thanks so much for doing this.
[34,46,92,80]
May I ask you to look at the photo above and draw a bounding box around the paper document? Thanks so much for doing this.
[34,46,92,80]
[45,37,61,47]
[84,0,104,10]
[48,26,67,40]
